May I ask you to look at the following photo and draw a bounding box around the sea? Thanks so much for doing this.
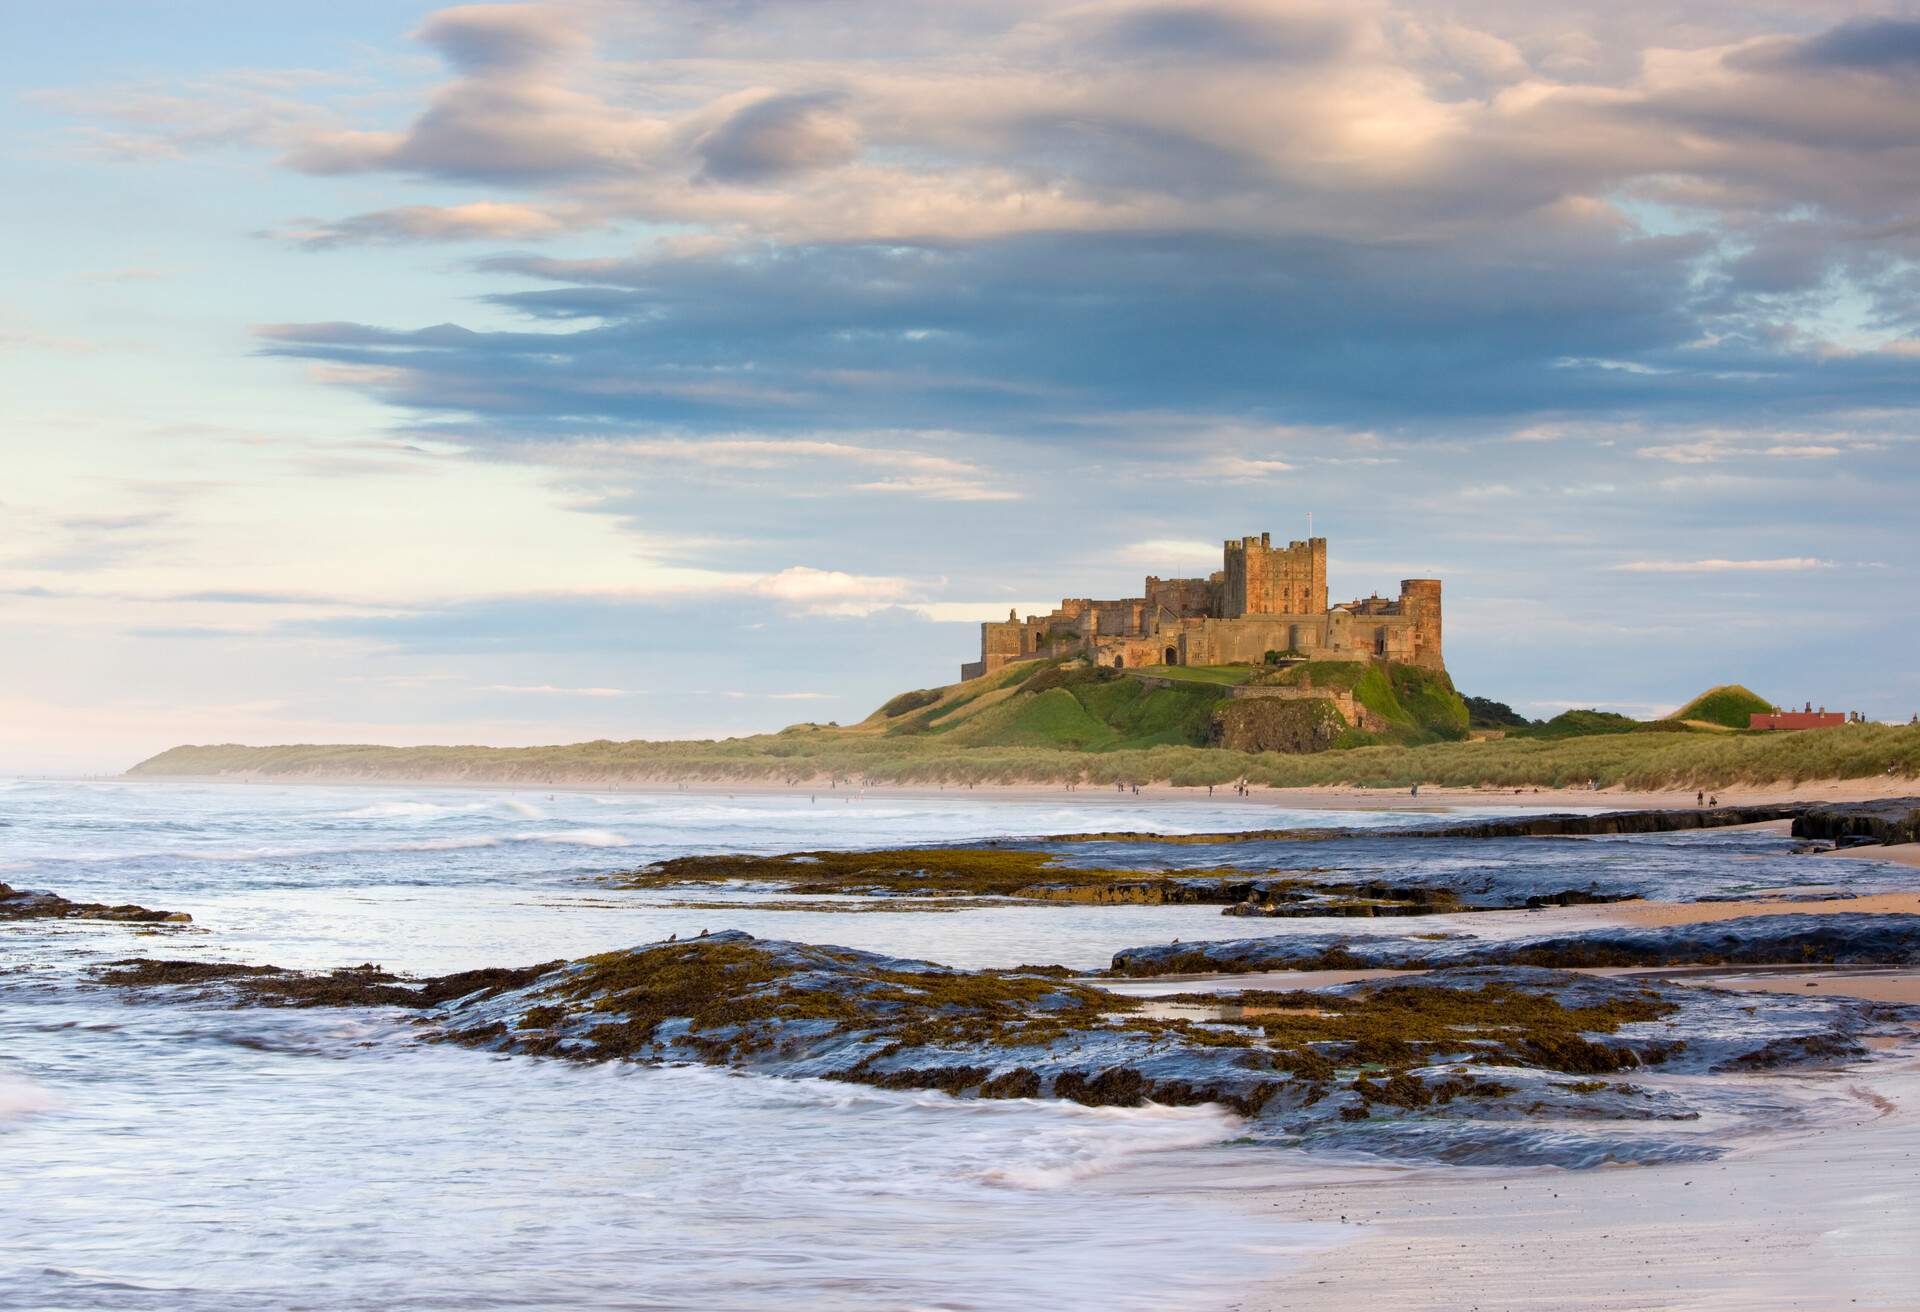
[0,778,1903,1310]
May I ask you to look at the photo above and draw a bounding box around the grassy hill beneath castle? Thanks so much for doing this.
[127,662,1920,792]
[863,658,1470,751]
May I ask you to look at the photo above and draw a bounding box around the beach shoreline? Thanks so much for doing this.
[94,770,1920,813]
[1249,1054,1920,1311]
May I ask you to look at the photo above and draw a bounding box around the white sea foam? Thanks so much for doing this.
[337,800,490,819]
[970,1100,1246,1189]
[511,828,632,848]
[0,1072,53,1122]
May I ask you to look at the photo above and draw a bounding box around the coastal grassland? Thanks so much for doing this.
[129,720,1920,791]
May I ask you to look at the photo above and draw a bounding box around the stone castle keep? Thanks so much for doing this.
[961,534,1443,681]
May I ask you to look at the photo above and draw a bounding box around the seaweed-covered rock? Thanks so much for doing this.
[1110,912,1920,975]
[1396,805,1802,838]
[1,883,190,924]
[94,957,559,1007]
[1793,798,1920,847]
[79,931,1917,1168]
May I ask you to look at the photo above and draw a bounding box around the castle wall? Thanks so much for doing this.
[1145,575,1216,619]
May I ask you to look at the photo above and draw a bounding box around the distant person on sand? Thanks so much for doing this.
[1697,790,1704,807]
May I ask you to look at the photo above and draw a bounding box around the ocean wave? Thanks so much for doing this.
[510,829,633,849]
[965,1100,1245,1190]
[337,801,492,819]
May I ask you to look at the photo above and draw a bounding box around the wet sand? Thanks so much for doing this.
[1257,1056,1920,1311]
[1823,842,1920,869]
[1604,890,1920,927]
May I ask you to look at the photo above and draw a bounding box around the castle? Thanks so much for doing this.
[961,534,1443,681]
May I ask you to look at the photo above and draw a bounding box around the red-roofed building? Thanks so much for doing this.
[1750,710,1846,731]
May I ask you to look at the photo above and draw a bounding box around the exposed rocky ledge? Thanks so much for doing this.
[617,848,1480,915]
[1,882,190,924]
[1051,803,1803,847]
[92,931,1918,1167]
[1793,798,1920,847]
[1110,912,1920,976]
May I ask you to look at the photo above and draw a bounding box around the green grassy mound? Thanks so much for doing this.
[937,669,1228,752]
[1666,685,1774,730]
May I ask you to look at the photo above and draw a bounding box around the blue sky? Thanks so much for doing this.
[4,1,1919,770]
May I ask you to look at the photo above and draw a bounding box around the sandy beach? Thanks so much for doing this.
[1255,1056,1920,1311]
[108,771,1920,814]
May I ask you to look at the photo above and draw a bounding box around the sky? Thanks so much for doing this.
[4,0,1919,772]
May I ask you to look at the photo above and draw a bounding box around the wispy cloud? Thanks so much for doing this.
[483,683,646,697]
[1607,558,1835,573]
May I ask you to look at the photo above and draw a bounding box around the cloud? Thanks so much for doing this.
[548,435,1018,502]
[274,202,587,247]
[1760,18,1920,74]
[696,93,861,181]
[1607,558,1834,573]
[1116,538,1224,569]
[748,566,914,615]
[414,4,589,74]
[42,2,1920,447]
[483,683,644,697]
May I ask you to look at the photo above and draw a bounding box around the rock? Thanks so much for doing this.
[1398,804,1802,839]
[0,882,190,924]
[1792,798,1920,846]
[72,930,1920,1169]
[1109,912,1920,975]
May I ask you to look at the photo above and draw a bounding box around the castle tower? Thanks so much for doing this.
[1222,534,1327,617]
[1399,579,1443,670]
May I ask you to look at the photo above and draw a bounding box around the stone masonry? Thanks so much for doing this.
[961,533,1443,681]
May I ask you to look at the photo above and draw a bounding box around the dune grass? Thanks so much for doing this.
[128,721,1920,792]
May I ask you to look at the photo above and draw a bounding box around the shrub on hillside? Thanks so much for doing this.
[879,688,943,718]
[1022,662,1122,696]
[1465,695,1534,728]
